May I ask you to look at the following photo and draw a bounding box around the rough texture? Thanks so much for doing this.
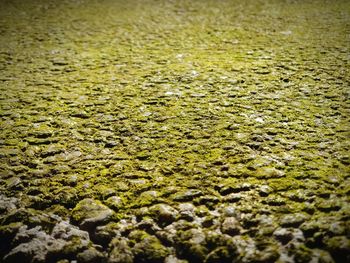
[0,0,349,262]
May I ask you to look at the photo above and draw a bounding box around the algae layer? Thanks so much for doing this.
[0,0,349,262]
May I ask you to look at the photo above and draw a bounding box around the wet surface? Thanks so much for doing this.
[0,0,349,262]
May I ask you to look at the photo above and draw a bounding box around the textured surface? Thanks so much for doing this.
[0,0,349,262]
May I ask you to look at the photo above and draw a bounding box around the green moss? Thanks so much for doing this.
[0,0,349,261]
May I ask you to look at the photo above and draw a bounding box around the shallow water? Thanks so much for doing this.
[0,0,349,262]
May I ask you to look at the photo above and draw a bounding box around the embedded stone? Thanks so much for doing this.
[149,204,178,225]
[221,217,241,236]
[71,199,114,230]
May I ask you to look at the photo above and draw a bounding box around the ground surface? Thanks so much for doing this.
[0,0,349,262]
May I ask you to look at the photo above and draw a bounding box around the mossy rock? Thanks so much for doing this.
[71,198,114,230]
[148,204,178,226]
[133,236,170,263]
[109,237,134,263]
[204,246,238,263]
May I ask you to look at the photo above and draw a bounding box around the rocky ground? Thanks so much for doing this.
[0,0,349,262]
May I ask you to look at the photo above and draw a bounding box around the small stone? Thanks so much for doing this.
[202,216,215,228]
[222,206,237,217]
[187,229,206,245]
[71,199,114,230]
[0,148,20,157]
[149,204,178,226]
[66,175,78,186]
[263,196,286,206]
[292,243,315,263]
[312,249,334,263]
[255,117,265,123]
[105,196,124,211]
[109,238,133,263]
[280,213,309,228]
[30,128,53,139]
[259,185,272,197]
[6,177,21,189]
[287,190,309,202]
[219,183,251,196]
[255,167,285,178]
[178,203,195,212]
[77,247,105,263]
[3,221,90,263]
[49,221,90,252]
[273,228,294,245]
[280,30,292,35]
[205,246,237,263]
[178,203,195,221]
[196,195,220,206]
[221,217,241,236]
[316,200,342,212]
[136,152,151,160]
[324,236,350,262]
[140,190,158,201]
[94,222,121,246]
[273,228,304,245]
[105,140,118,148]
[137,218,161,234]
[71,111,89,118]
[41,145,64,157]
[164,255,188,263]
[133,235,170,263]
[300,221,320,237]
[328,222,346,236]
[226,123,240,131]
[4,234,52,263]
[173,190,203,202]
[61,151,82,161]
[224,193,241,202]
